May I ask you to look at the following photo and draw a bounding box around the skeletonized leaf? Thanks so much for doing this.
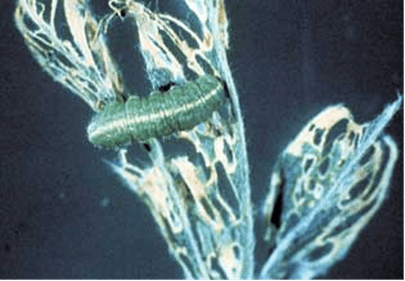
[260,96,401,279]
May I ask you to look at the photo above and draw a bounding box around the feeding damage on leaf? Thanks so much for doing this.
[260,98,400,279]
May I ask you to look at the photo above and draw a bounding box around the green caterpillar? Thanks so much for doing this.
[87,75,225,148]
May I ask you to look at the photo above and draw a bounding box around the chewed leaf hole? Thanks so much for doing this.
[359,145,375,165]
[348,131,355,145]
[200,198,216,220]
[233,244,241,259]
[308,243,334,261]
[318,158,329,175]
[270,190,284,229]
[322,119,349,156]
[304,157,314,173]
[341,173,373,205]
[313,128,325,145]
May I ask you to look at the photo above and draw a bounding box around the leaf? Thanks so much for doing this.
[260,96,401,279]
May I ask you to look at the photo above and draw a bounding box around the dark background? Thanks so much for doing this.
[0,0,402,279]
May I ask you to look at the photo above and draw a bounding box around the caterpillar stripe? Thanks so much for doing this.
[87,75,225,147]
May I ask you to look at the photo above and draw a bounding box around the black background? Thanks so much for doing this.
[0,0,402,279]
